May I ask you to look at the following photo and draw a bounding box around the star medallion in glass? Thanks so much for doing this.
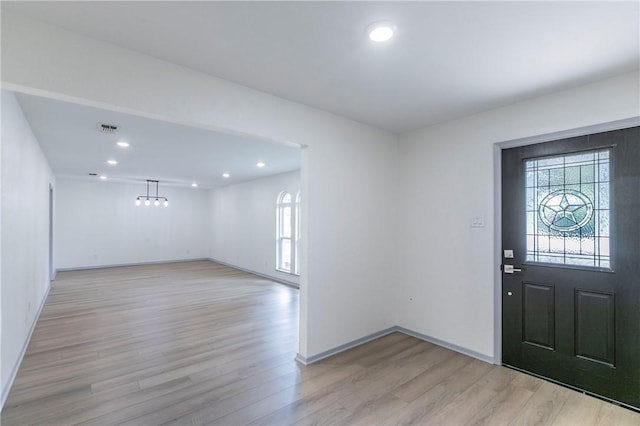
[525,149,610,268]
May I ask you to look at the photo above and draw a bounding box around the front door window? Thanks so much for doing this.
[525,149,610,268]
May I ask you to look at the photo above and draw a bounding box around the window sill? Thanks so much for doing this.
[276,268,300,277]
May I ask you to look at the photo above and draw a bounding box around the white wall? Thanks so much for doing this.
[1,91,55,405]
[398,71,640,360]
[209,171,301,286]
[5,10,636,367]
[55,179,210,269]
[1,11,399,359]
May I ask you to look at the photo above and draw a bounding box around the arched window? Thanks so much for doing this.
[276,192,293,273]
[276,191,300,275]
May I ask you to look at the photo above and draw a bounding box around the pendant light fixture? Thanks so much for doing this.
[136,180,169,207]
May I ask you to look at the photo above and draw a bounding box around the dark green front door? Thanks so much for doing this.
[502,126,639,410]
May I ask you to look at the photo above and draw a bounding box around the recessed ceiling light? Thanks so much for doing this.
[191,183,198,187]
[367,21,395,42]
[107,160,118,165]
[256,162,265,168]
[222,173,230,178]
[116,141,129,148]
[99,175,108,180]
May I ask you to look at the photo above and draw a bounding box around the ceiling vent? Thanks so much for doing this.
[98,123,119,133]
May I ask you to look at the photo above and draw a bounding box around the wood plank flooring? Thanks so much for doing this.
[2,260,639,425]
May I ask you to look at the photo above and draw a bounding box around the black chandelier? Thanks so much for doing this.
[136,180,169,207]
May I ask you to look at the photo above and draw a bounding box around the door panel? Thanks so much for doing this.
[502,126,639,410]
[574,289,615,366]
[522,282,555,349]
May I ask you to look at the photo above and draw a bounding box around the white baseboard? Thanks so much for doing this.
[296,327,398,365]
[296,326,494,366]
[1,283,50,410]
[208,258,299,289]
[394,326,494,364]
[56,258,210,272]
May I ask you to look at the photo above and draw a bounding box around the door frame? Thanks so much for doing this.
[492,116,640,365]
[49,183,55,281]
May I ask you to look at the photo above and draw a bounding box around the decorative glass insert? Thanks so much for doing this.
[525,149,610,268]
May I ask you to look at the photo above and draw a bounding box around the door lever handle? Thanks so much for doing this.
[503,265,522,274]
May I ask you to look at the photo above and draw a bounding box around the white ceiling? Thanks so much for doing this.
[15,93,301,188]
[4,1,638,133]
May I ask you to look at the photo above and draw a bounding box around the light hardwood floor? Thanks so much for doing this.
[2,261,638,425]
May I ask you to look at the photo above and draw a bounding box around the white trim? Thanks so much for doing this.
[56,258,210,272]
[492,117,640,365]
[496,117,639,150]
[395,326,495,364]
[296,325,494,366]
[208,258,299,289]
[276,191,299,275]
[296,327,397,365]
[275,267,299,277]
[49,183,55,281]
[493,143,503,365]
[1,284,50,410]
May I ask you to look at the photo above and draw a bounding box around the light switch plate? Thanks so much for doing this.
[504,249,514,258]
